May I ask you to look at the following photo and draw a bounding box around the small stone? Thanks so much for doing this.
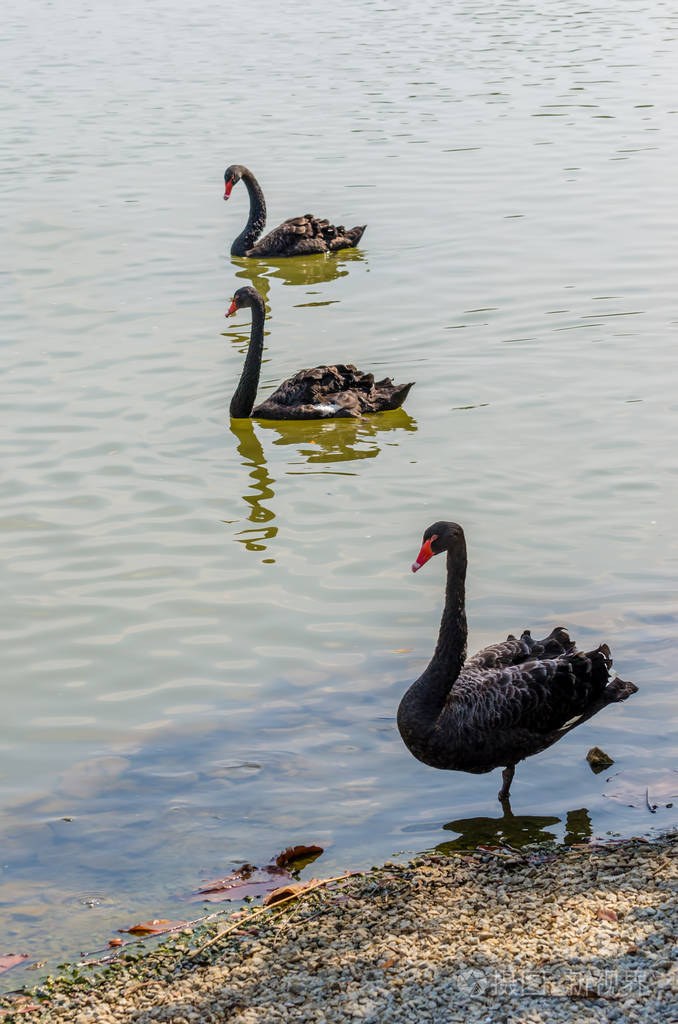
[586,746,615,772]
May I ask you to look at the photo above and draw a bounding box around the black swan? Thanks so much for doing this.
[397,521,638,800]
[226,286,413,420]
[223,165,366,258]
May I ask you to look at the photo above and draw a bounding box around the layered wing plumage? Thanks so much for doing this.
[253,364,413,420]
[246,216,366,258]
[428,627,637,773]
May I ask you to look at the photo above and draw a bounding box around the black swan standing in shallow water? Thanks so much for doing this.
[226,286,413,420]
[223,165,366,258]
[397,522,638,800]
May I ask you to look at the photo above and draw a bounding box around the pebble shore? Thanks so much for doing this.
[2,832,676,1024]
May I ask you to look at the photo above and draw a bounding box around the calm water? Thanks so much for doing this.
[2,0,678,983]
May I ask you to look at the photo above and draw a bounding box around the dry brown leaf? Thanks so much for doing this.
[191,865,291,903]
[124,919,187,936]
[263,878,320,906]
[379,957,396,969]
[0,953,29,974]
[275,845,323,869]
[596,908,619,923]
[392,648,413,654]
[108,938,125,948]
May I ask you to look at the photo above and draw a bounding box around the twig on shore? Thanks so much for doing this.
[75,909,227,968]
[189,872,362,958]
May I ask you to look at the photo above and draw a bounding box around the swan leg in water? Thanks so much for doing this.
[498,764,515,802]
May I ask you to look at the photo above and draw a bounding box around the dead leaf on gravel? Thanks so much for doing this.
[379,957,396,969]
[596,908,619,923]
[263,879,320,906]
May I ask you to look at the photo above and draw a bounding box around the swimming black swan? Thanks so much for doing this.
[397,521,638,800]
[226,286,413,420]
[223,165,366,258]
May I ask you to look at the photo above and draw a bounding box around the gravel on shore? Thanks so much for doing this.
[1,832,676,1024]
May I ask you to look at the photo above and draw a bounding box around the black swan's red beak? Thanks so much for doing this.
[412,538,435,573]
[223,179,233,200]
[225,300,238,318]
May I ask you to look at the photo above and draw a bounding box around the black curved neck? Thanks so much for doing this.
[398,542,468,740]
[229,295,265,418]
[432,542,468,683]
[231,168,267,257]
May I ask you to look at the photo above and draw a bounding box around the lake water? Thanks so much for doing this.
[2,0,677,984]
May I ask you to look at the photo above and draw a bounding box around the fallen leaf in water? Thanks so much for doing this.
[392,648,413,654]
[124,920,187,936]
[108,938,125,948]
[191,865,291,903]
[0,954,29,974]
[596,908,619,923]
[263,879,320,906]
[275,845,323,869]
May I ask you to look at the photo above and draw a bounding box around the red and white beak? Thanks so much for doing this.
[225,299,238,317]
[412,537,436,573]
[223,179,234,200]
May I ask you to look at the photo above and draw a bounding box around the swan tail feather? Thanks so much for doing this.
[604,676,638,702]
[379,380,414,410]
[346,224,367,246]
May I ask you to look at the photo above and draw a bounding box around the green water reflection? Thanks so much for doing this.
[436,803,593,854]
[231,249,366,302]
[229,419,277,552]
[261,408,417,464]
[229,411,417,551]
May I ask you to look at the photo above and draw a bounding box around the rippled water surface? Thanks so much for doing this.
[2,0,678,982]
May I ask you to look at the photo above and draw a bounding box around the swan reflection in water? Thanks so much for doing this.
[228,411,417,552]
[228,419,277,552]
[434,803,593,856]
[231,248,366,304]
[259,407,417,464]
